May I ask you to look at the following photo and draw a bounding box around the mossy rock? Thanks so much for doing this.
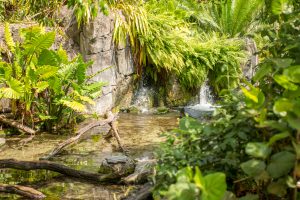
[98,155,136,177]
[155,107,170,114]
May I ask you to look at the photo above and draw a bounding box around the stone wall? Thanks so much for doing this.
[72,12,135,114]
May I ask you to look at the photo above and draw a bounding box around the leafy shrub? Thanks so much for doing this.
[0,24,105,131]
[155,1,300,199]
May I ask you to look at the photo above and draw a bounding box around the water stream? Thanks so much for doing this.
[0,113,178,200]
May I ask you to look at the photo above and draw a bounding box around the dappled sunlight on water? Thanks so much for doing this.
[0,112,178,199]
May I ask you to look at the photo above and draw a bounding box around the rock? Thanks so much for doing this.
[0,138,5,147]
[99,155,136,177]
[155,107,169,115]
[123,158,156,184]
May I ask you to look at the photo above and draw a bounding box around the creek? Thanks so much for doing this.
[0,113,178,199]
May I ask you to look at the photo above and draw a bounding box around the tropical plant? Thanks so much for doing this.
[111,0,247,93]
[155,1,300,199]
[0,24,105,131]
[194,0,264,37]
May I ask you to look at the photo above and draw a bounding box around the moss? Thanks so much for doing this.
[155,107,170,114]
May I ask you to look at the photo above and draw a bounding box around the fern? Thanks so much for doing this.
[36,65,58,79]
[25,32,55,55]
[4,23,15,52]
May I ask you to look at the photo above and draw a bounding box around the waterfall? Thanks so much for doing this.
[184,81,215,118]
[199,81,214,105]
[132,85,154,113]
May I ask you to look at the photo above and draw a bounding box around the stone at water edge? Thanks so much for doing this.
[98,155,136,177]
[123,158,156,184]
[0,138,5,147]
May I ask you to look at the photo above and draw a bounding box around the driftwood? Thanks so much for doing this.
[107,112,126,153]
[0,159,117,183]
[40,111,119,160]
[0,184,46,199]
[0,114,36,135]
[122,183,153,200]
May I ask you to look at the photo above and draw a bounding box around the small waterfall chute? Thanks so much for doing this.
[184,81,216,118]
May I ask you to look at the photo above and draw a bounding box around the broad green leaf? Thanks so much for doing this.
[267,151,296,179]
[241,159,266,177]
[166,181,198,200]
[268,132,290,146]
[283,65,300,83]
[35,81,49,93]
[60,100,86,112]
[273,98,294,116]
[202,173,227,200]
[253,64,272,82]
[0,78,24,99]
[38,49,60,66]
[194,167,205,190]
[241,87,265,108]
[287,115,300,130]
[36,65,58,79]
[274,75,298,91]
[267,179,287,197]
[270,58,293,68]
[245,143,271,159]
[271,0,292,15]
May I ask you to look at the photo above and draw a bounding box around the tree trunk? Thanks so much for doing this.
[0,159,118,183]
[0,184,46,199]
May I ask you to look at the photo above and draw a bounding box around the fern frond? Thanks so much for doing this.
[36,65,58,79]
[4,23,15,52]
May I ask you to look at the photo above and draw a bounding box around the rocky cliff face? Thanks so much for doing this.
[68,12,135,114]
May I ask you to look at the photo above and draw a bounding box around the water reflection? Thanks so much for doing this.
[0,113,178,199]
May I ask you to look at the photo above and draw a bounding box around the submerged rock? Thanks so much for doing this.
[98,155,136,177]
[123,158,156,184]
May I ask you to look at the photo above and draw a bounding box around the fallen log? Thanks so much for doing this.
[0,184,46,199]
[107,112,126,153]
[122,183,153,200]
[0,114,36,135]
[40,112,117,160]
[0,159,117,183]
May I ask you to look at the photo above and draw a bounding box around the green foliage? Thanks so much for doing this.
[155,4,300,199]
[164,167,227,200]
[0,25,104,131]
[111,0,247,93]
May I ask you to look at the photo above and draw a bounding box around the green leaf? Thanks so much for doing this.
[283,65,300,84]
[253,64,272,82]
[267,151,296,179]
[0,78,24,99]
[4,23,15,52]
[36,65,58,79]
[201,173,227,200]
[60,100,86,112]
[273,98,294,117]
[35,81,49,93]
[287,115,300,130]
[274,75,298,91]
[271,0,292,15]
[241,87,265,108]
[268,132,290,146]
[38,49,60,66]
[267,179,287,197]
[25,32,55,55]
[245,143,271,159]
[241,159,266,177]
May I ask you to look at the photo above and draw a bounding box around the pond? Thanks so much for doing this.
[0,112,179,200]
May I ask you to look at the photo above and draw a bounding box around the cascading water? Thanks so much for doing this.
[132,85,154,113]
[184,81,216,118]
[131,74,155,113]
[199,81,214,105]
